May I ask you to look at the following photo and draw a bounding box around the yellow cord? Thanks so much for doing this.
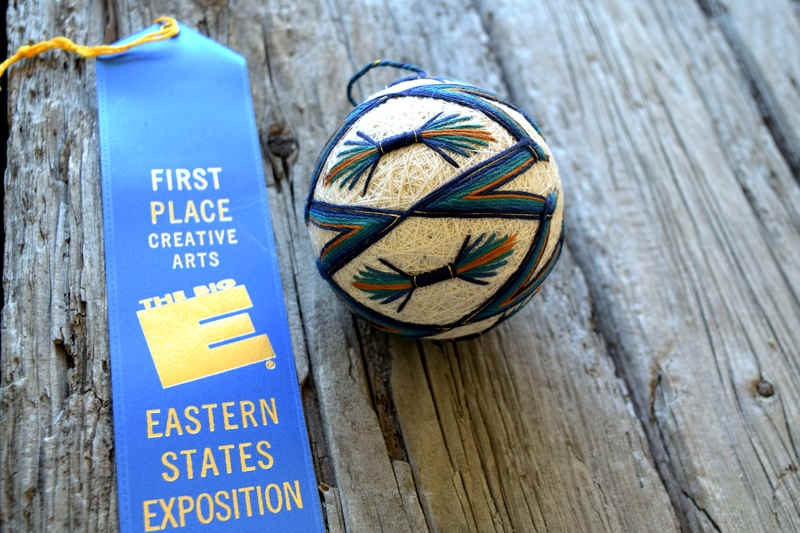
[0,16,178,80]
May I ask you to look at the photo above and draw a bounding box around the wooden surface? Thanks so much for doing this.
[1,1,798,532]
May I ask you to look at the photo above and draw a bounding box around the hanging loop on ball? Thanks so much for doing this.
[347,60,427,106]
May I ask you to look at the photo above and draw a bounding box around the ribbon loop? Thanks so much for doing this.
[0,16,179,82]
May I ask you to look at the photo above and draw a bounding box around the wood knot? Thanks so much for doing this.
[267,123,297,160]
[756,379,774,398]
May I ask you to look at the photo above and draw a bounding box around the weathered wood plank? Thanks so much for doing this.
[475,0,800,530]
[702,0,800,177]
[6,0,798,532]
[1,3,116,531]
[265,0,681,531]
[392,259,681,532]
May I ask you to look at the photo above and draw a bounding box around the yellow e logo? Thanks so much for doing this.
[137,284,274,388]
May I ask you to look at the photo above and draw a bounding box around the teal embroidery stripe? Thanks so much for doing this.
[473,195,559,321]
[309,140,546,278]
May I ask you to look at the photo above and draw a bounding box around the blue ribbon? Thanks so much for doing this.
[97,22,323,532]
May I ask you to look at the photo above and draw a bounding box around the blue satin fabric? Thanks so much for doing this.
[97,22,323,532]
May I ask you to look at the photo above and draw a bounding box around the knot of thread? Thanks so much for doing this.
[0,16,179,83]
[412,263,456,289]
[378,129,420,154]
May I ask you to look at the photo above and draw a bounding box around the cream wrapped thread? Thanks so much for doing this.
[308,137,558,334]
[314,96,560,224]
[310,95,563,312]
[325,111,496,195]
[315,97,517,211]
[305,66,563,338]
[309,140,549,279]
[307,184,558,332]
[324,200,560,327]
[315,197,561,336]
[328,217,536,325]
[313,84,553,212]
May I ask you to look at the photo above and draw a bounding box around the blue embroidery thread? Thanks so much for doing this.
[353,232,517,312]
[326,112,496,195]
[307,61,564,338]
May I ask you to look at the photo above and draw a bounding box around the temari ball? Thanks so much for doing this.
[305,62,564,340]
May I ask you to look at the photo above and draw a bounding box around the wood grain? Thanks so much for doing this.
[1,0,797,532]
[703,0,800,177]
[475,0,800,529]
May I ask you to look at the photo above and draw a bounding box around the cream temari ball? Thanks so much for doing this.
[305,74,564,340]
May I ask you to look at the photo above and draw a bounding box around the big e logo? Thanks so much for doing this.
[137,279,275,388]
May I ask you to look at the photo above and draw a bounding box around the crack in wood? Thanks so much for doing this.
[681,489,722,533]
[353,318,409,463]
[697,0,800,182]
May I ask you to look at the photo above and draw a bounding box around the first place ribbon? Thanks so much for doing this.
[81,19,323,533]
[95,19,324,533]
